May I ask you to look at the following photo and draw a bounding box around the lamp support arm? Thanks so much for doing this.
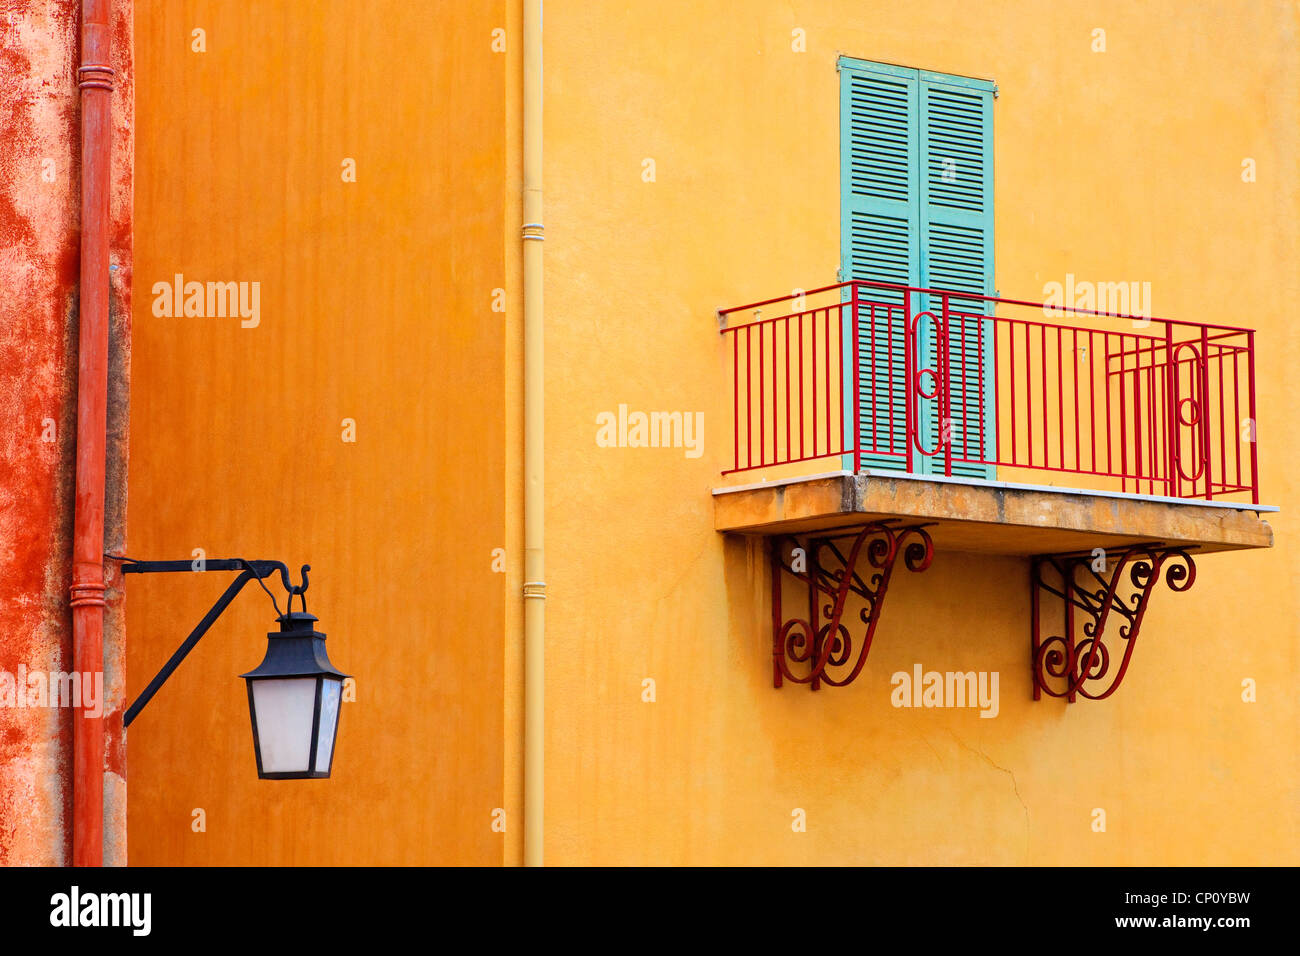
[115,558,309,728]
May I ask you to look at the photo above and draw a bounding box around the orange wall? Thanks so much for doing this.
[128,1,506,864]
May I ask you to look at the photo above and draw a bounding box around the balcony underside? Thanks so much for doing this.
[713,470,1275,556]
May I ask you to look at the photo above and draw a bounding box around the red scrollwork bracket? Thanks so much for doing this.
[770,523,934,690]
[1031,546,1197,701]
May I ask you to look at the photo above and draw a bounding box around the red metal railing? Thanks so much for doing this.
[720,280,1259,503]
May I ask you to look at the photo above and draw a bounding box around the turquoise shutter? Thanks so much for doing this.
[839,59,918,471]
[917,73,996,478]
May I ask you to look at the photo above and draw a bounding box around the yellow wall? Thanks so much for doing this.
[128,0,507,864]
[541,0,1299,863]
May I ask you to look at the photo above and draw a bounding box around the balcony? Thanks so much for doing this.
[714,280,1274,558]
[714,280,1274,698]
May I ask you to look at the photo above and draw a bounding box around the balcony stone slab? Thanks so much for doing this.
[713,471,1275,556]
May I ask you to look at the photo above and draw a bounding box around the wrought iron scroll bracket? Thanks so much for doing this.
[770,523,934,690]
[1030,545,1197,702]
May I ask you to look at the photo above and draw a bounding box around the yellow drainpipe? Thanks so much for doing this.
[521,0,545,867]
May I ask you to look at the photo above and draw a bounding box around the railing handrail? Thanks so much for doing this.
[719,280,1256,335]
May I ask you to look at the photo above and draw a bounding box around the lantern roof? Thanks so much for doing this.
[239,612,350,681]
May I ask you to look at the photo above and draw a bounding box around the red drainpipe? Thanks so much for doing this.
[70,0,114,868]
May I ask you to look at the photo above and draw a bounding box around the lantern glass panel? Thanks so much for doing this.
[314,677,343,773]
[251,677,318,774]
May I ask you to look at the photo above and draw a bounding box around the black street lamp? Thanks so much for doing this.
[114,557,350,780]
[241,611,347,779]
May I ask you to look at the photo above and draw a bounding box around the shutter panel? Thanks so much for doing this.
[917,74,996,479]
[839,61,918,471]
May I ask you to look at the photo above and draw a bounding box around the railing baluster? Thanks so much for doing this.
[732,330,739,472]
[994,313,1001,467]
[1232,343,1242,492]
[1118,333,1129,492]
[851,289,861,473]
[1024,322,1033,468]
[1216,344,1226,495]
[1247,331,1258,503]
[1200,325,1212,499]
[976,308,985,464]
[747,325,753,470]
[760,322,767,466]
[1133,336,1144,493]
[764,314,774,463]
[1149,339,1156,493]
[1088,330,1097,476]
[1008,320,1016,467]
[1164,323,1177,499]
[1056,326,1064,471]
[871,303,879,457]
[1071,327,1080,473]
[886,303,895,458]
[811,313,818,458]
[825,308,833,456]
[790,314,800,463]
[783,317,789,464]
[960,310,969,465]
[1040,324,1048,471]
[904,290,914,474]
[947,302,954,475]
[1025,322,1034,469]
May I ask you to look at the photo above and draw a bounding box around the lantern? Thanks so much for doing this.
[240,611,349,779]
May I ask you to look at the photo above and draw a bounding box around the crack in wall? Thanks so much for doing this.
[949,730,1030,861]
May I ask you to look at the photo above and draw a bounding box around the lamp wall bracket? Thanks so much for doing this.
[107,556,311,727]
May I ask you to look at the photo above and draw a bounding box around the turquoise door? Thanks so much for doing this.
[840,57,995,479]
